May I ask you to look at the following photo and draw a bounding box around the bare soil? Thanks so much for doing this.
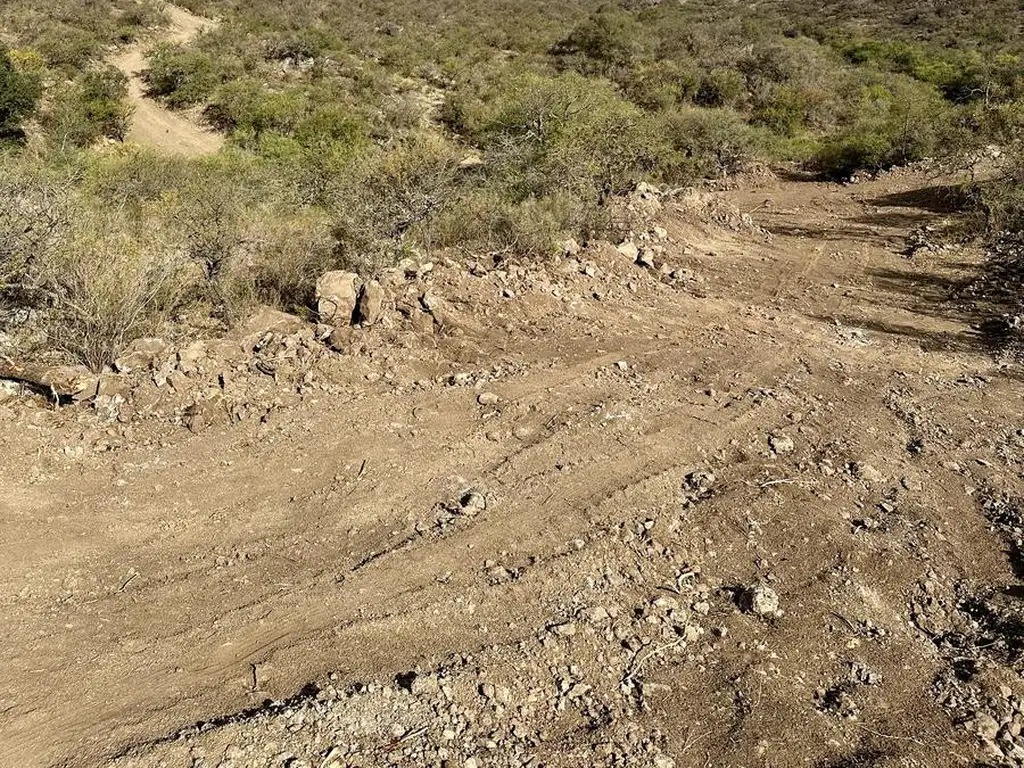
[110,5,224,156]
[2,169,1023,768]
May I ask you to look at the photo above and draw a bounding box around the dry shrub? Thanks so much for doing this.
[332,132,461,274]
[39,213,191,370]
[213,210,338,321]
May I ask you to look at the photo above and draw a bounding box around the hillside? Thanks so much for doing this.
[2,1,1024,767]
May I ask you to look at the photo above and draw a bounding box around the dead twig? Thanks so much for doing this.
[625,637,685,681]
[118,573,138,593]
[379,725,428,753]
[854,723,925,746]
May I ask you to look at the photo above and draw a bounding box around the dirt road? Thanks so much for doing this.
[2,170,1022,767]
[110,4,223,156]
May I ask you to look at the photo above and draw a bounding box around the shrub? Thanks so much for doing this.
[0,46,43,137]
[436,187,601,257]
[551,6,642,76]
[245,213,337,312]
[481,72,666,200]
[661,107,767,180]
[144,43,220,107]
[0,166,74,290]
[332,133,461,273]
[619,59,701,110]
[34,25,99,71]
[39,213,190,370]
[752,85,811,137]
[812,77,951,178]
[694,68,747,108]
[204,79,306,145]
[46,67,132,147]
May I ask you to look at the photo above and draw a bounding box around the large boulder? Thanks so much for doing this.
[316,271,361,324]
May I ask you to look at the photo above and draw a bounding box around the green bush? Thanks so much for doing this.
[46,67,132,147]
[0,164,74,289]
[812,77,951,178]
[34,25,100,71]
[204,79,310,146]
[39,212,191,370]
[619,59,700,110]
[0,46,43,136]
[661,107,767,180]
[694,68,747,108]
[332,133,461,273]
[480,72,665,200]
[144,43,221,107]
[551,6,642,76]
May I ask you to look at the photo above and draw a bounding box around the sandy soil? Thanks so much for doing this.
[109,5,223,156]
[2,169,1023,768]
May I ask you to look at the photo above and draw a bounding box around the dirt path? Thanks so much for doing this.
[2,170,1022,767]
[110,4,223,156]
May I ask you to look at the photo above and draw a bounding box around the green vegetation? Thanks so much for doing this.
[0,47,43,139]
[3,0,1024,368]
[45,68,133,148]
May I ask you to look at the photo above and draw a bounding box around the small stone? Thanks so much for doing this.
[970,712,1001,741]
[460,490,487,515]
[741,583,780,616]
[477,392,500,406]
[616,241,640,261]
[326,326,352,352]
[562,239,582,257]
[464,759,479,768]
[585,606,610,623]
[550,621,577,637]
[852,462,884,483]
[769,433,795,455]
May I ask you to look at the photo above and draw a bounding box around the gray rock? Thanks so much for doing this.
[971,712,1001,741]
[852,462,884,483]
[769,433,795,455]
[114,337,169,372]
[477,392,500,406]
[460,490,487,515]
[616,241,640,261]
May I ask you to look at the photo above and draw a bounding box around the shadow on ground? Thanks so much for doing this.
[810,255,1023,361]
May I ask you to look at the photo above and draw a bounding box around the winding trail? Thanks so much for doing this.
[110,4,223,156]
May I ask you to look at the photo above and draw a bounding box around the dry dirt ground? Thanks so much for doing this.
[2,169,1024,768]
[110,5,224,156]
